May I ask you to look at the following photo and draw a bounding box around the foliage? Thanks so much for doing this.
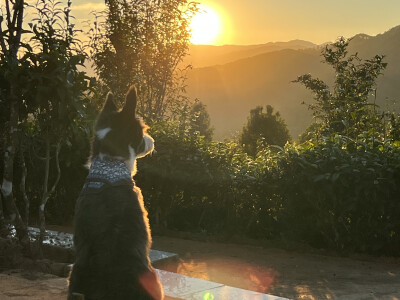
[240,105,291,156]
[0,0,94,252]
[89,0,197,121]
[0,0,32,249]
[26,0,90,138]
[1,2,399,259]
[134,39,400,256]
[189,100,214,142]
[135,128,400,255]
[294,37,387,139]
[389,113,400,141]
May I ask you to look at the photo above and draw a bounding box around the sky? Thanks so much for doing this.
[28,0,400,45]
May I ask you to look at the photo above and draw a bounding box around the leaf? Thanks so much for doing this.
[313,174,326,182]
[331,173,340,182]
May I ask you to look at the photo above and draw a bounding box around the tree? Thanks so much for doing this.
[25,0,92,247]
[0,0,30,251]
[0,0,93,254]
[294,37,387,139]
[240,105,291,156]
[189,100,213,141]
[89,0,197,121]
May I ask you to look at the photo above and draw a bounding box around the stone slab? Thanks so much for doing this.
[13,227,288,299]
[24,227,177,264]
[156,269,224,298]
[150,249,179,264]
[187,285,288,300]
[156,270,289,300]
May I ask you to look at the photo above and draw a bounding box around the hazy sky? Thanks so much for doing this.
[51,0,400,45]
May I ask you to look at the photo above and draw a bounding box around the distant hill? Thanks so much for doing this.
[184,40,317,68]
[187,26,400,140]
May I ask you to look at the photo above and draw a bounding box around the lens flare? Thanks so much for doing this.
[203,292,215,300]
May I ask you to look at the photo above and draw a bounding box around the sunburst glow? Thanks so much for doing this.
[190,5,222,45]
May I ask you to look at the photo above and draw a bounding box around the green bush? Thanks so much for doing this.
[273,138,400,254]
[136,126,400,255]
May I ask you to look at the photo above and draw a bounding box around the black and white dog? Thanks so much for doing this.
[68,86,164,300]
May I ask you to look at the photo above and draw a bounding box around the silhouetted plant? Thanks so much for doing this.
[240,105,291,156]
[294,37,387,139]
[89,0,198,121]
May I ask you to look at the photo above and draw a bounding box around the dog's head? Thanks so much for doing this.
[90,86,154,174]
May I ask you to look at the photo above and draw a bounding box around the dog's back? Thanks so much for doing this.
[68,87,163,300]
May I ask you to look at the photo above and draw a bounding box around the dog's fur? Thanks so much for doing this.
[68,86,163,300]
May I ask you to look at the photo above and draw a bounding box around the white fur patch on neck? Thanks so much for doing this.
[96,127,112,140]
[126,145,138,175]
[137,134,155,158]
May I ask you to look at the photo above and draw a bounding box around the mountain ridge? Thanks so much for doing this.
[185,40,318,68]
[186,25,400,140]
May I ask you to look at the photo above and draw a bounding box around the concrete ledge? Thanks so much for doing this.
[156,269,288,300]
[17,227,287,299]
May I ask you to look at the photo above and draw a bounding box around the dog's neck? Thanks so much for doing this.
[87,158,132,184]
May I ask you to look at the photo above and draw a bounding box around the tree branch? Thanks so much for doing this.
[38,138,61,250]
[0,19,8,54]
[49,141,61,196]
[42,133,50,200]
[19,146,29,225]
[5,0,12,29]
[13,0,24,56]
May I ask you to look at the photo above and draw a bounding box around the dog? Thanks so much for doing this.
[68,86,164,300]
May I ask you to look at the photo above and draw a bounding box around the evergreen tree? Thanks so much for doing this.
[189,100,213,141]
[240,105,291,156]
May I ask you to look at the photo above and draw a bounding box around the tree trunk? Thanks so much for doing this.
[19,147,29,225]
[0,0,29,253]
[38,137,61,252]
[0,131,6,236]
[0,95,30,254]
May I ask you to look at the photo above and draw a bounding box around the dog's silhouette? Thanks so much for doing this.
[68,86,163,300]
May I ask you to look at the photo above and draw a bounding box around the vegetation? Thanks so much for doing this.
[136,38,400,255]
[189,100,214,142]
[89,0,197,121]
[0,0,399,258]
[294,38,387,139]
[240,105,291,156]
[0,0,93,254]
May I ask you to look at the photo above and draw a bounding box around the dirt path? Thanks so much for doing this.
[1,235,399,299]
[0,270,67,300]
[153,236,400,299]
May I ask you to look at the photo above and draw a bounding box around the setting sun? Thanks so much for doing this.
[190,4,221,45]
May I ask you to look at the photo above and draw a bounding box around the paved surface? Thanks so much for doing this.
[1,228,283,299]
[0,269,287,299]
[157,269,287,299]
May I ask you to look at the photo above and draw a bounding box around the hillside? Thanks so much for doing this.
[184,40,317,68]
[187,26,400,140]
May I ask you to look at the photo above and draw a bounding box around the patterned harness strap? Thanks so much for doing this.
[82,158,134,194]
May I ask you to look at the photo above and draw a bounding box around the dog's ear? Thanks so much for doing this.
[122,85,137,116]
[100,92,117,115]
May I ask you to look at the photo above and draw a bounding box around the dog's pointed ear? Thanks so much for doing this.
[100,92,117,115]
[122,85,137,116]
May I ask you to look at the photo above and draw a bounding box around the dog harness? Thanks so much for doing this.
[82,158,134,193]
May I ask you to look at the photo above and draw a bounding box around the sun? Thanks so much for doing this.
[190,5,222,45]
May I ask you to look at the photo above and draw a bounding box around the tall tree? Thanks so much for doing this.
[240,105,291,156]
[26,0,92,248]
[294,37,387,139]
[90,0,197,121]
[0,0,92,253]
[189,100,213,141]
[0,0,30,251]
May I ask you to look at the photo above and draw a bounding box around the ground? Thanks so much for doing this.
[1,234,399,299]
